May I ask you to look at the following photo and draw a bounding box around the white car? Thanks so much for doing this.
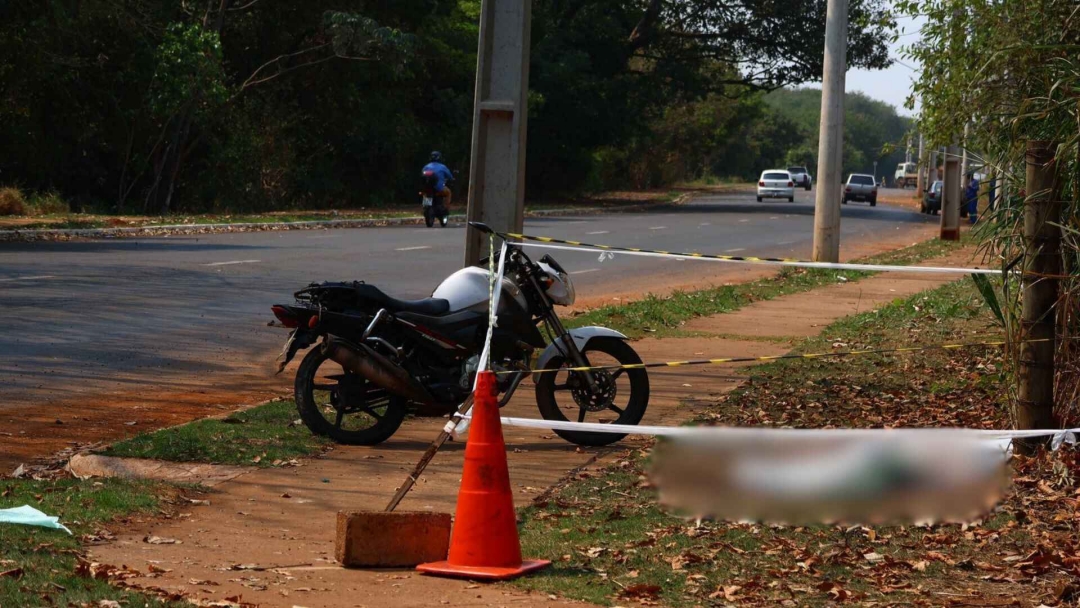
[757,170,795,202]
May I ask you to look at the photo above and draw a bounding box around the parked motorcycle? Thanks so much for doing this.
[420,169,450,227]
[270,224,649,447]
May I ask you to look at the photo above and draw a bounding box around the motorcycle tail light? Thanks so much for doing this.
[272,305,299,328]
[308,315,319,329]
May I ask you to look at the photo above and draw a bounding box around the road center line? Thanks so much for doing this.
[570,268,600,275]
[724,247,746,253]
[395,245,432,251]
[739,219,750,223]
[649,226,667,230]
[0,275,58,283]
[203,260,261,267]
[587,230,610,235]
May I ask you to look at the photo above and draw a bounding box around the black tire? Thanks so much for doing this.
[788,196,794,203]
[920,203,927,214]
[805,184,811,191]
[423,207,434,227]
[756,196,762,202]
[870,198,877,207]
[842,197,848,204]
[535,337,650,447]
[295,347,407,445]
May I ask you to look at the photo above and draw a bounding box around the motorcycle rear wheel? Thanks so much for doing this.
[423,207,434,228]
[535,337,649,447]
[295,347,407,445]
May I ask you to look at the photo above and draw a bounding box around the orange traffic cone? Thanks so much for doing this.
[416,370,550,580]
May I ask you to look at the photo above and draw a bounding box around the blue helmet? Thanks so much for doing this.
[430,151,443,163]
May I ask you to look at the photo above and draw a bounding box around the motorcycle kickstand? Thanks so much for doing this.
[384,394,474,512]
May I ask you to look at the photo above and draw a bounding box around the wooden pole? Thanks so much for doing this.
[940,143,961,240]
[1017,140,1061,446]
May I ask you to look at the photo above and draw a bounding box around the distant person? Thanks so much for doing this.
[965,175,980,223]
[422,151,455,209]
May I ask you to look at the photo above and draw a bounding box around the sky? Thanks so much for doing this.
[803,15,926,117]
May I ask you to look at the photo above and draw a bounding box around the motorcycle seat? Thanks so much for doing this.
[354,283,450,316]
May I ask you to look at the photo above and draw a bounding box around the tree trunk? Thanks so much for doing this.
[1016,140,1062,452]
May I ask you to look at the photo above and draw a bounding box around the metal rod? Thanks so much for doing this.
[384,395,474,512]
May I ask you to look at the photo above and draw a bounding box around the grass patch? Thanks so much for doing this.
[512,277,1073,606]
[568,236,967,338]
[104,399,329,466]
[0,477,188,607]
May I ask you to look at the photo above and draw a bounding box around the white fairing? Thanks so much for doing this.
[537,261,576,306]
[432,267,526,313]
[535,326,629,370]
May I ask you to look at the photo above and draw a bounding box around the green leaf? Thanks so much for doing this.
[970,274,1005,327]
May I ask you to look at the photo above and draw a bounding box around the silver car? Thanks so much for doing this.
[757,170,795,202]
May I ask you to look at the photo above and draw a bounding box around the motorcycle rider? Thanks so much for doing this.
[422,151,454,210]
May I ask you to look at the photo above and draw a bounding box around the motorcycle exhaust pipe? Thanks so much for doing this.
[323,337,435,405]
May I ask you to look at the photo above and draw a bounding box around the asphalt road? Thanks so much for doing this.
[0,188,936,417]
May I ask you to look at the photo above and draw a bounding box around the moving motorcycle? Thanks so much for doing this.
[271,224,649,447]
[420,169,450,227]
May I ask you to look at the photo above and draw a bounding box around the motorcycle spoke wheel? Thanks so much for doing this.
[535,338,650,447]
[295,348,407,445]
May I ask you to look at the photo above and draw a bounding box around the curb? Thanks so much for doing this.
[0,194,701,243]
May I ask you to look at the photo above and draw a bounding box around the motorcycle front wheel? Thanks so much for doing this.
[295,347,408,445]
[535,337,650,447]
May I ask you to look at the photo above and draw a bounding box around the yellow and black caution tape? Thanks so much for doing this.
[510,338,1049,375]
[500,230,803,264]
[491,228,999,275]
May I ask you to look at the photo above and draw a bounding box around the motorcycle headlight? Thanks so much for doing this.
[560,272,576,306]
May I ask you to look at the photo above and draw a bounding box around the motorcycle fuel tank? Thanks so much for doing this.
[432,267,527,313]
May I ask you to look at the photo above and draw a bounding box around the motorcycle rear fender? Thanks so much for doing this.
[535,326,629,370]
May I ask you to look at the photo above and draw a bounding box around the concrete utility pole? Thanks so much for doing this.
[1018,140,1061,443]
[463,0,532,266]
[928,147,938,185]
[940,143,961,240]
[811,0,848,263]
[916,133,925,193]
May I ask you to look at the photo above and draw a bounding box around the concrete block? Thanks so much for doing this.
[336,510,452,568]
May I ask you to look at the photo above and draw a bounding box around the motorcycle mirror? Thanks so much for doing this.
[469,221,494,234]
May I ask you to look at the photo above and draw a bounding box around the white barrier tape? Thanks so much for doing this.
[474,415,1079,449]
[454,240,510,438]
[520,242,999,276]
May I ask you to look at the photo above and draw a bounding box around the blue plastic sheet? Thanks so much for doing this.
[0,505,72,534]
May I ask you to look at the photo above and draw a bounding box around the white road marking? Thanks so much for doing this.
[739,219,750,223]
[570,268,601,275]
[395,245,432,251]
[587,230,610,235]
[777,240,796,245]
[770,216,780,219]
[649,226,667,230]
[724,248,746,253]
[308,234,340,239]
[699,222,712,226]
[203,260,261,267]
[0,275,57,283]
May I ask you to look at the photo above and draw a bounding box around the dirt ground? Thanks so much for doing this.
[85,244,979,608]
[0,220,949,474]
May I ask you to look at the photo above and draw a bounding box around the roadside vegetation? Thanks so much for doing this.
[0,477,191,607]
[514,278,1079,606]
[1,3,899,215]
[902,0,1080,426]
[104,399,330,467]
